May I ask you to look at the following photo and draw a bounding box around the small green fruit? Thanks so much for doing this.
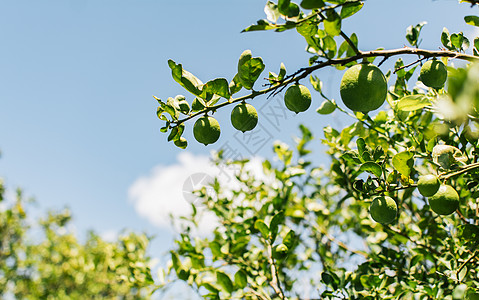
[340,63,387,113]
[417,174,440,197]
[428,184,459,215]
[369,196,397,224]
[419,59,447,88]
[193,116,221,146]
[273,244,289,259]
[231,102,258,132]
[316,100,336,115]
[284,84,312,113]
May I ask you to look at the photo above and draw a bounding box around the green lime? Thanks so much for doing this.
[467,291,479,300]
[284,84,312,114]
[428,184,459,215]
[419,59,447,88]
[273,243,289,259]
[193,116,221,146]
[417,174,440,197]
[231,102,258,132]
[369,196,397,224]
[340,63,387,113]
[316,100,336,115]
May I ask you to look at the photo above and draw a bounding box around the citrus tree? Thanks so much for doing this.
[0,178,155,299]
[156,0,479,299]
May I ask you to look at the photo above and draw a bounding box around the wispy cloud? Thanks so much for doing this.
[128,152,268,234]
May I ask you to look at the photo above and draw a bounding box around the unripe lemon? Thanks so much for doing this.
[231,102,258,132]
[193,116,220,146]
[284,84,312,113]
[417,174,440,197]
[419,59,447,88]
[428,184,459,215]
[369,196,397,224]
[340,63,387,113]
[273,243,289,259]
[466,291,479,300]
[316,100,336,115]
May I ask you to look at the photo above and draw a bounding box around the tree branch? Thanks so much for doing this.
[170,47,479,127]
[267,243,286,300]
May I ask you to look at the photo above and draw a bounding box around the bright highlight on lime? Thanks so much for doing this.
[369,196,398,224]
[231,102,258,132]
[193,116,221,146]
[419,59,447,88]
[428,184,459,215]
[417,174,440,197]
[340,63,387,113]
[284,84,312,114]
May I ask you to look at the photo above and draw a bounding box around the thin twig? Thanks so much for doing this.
[457,250,478,282]
[393,57,428,74]
[267,243,286,300]
[314,225,369,258]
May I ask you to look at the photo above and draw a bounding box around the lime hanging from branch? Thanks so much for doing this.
[340,63,387,113]
[193,115,221,146]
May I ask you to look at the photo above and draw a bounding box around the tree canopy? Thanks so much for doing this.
[156,0,479,299]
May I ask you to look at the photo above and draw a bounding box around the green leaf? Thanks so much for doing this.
[392,151,414,177]
[201,78,231,99]
[229,74,243,95]
[174,137,188,149]
[356,137,366,157]
[265,1,280,23]
[346,33,358,56]
[270,211,284,243]
[324,9,341,37]
[191,97,206,112]
[234,270,248,289]
[396,95,431,111]
[202,283,220,293]
[254,220,270,239]
[167,126,178,142]
[474,37,479,53]
[359,162,383,178]
[176,95,190,114]
[168,59,203,96]
[278,0,291,15]
[216,271,234,294]
[283,229,296,249]
[310,75,323,93]
[242,19,276,32]
[323,35,337,59]
[451,32,469,50]
[441,27,454,50]
[278,63,286,80]
[465,15,479,27]
[405,21,427,47]
[300,0,325,9]
[237,50,265,90]
[340,1,364,19]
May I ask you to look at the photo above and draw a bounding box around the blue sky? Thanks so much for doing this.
[0,0,477,293]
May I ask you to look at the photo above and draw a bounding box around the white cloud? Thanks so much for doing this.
[128,152,269,235]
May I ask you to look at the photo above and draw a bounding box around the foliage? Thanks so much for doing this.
[157,0,479,299]
[0,179,155,299]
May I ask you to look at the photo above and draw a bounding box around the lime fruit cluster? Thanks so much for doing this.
[419,59,448,88]
[428,184,459,215]
[284,84,312,114]
[340,63,387,113]
[193,116,221,146]
[369,196,398,224]
[231,102,258,132]
[417,174,440,197]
